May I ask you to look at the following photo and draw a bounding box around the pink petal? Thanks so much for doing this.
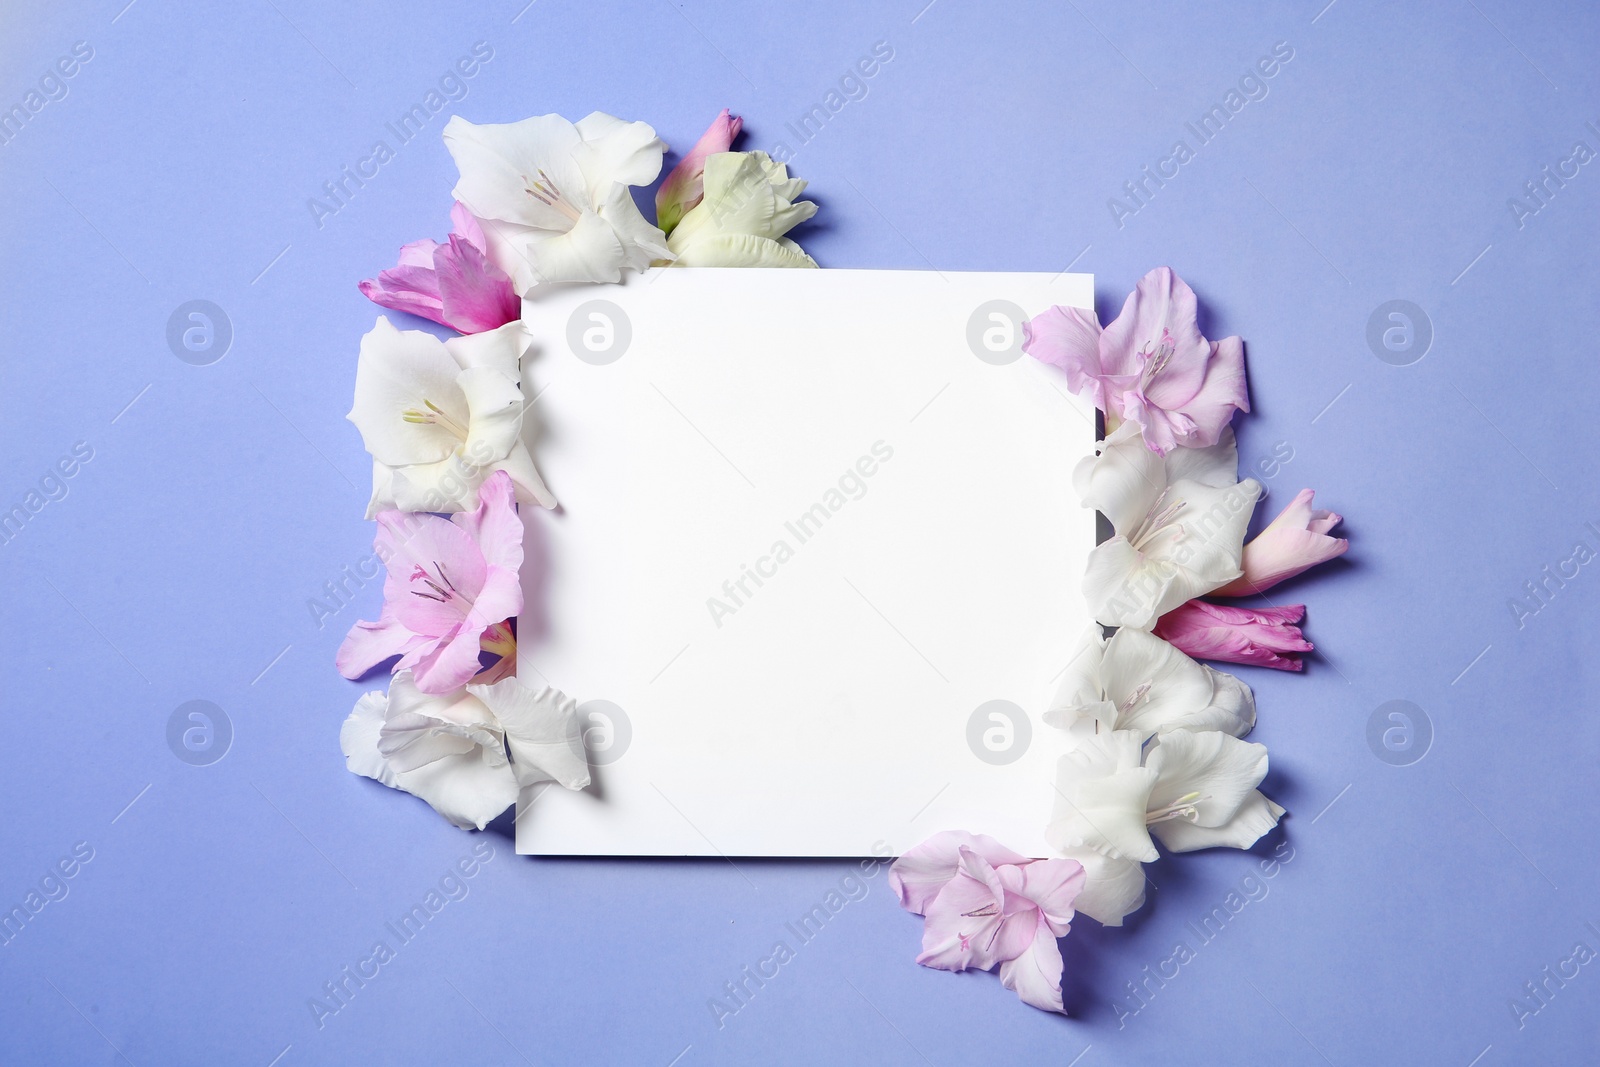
[1169,336,1250,449]
[1100,267,1209,386]
[376,511,487,637]
[916,848,1006,972]
[997,919,1067,1014]
[435,234,520,334]
[448,201,489,253]
[450,470,525,572]
[335,610,427,679]
[1010,857,1085,935]
[396,237,441,268]
[1023,305,1109,406]
[405,624,493,694]
[358,271,445,324]
[888,830,1031,915]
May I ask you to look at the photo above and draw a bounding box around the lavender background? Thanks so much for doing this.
[3,0,1597,1063]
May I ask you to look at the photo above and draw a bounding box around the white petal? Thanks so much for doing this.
[520,209,627,284]
[1048,732,1158,863]
[366,458,397,519]
[1042,628,1109,733]
[495,441,557,509]
[445,114,588,230]
[1145,730,1269,829]
[386,454,481,513]
[1074,421,1161,534]
[341,691,394,784]
[347,318,468,467]
[1052,845,1147,927]
[1097,627,1215,738]
[446,318,527,376]
[456,366,524,465]
[668,232,819,268]
[1169,476,1260,574]
[1151,791,1284,853]
[475,218,544,295]
[1083,537,1174,631]
[1164,425,1240,488]
[572,111,667,191]
[340,689,518,830]
[594,183,672,270]
[379,673,505,773]
[467,678,591,791]
[1200,666,1257,738]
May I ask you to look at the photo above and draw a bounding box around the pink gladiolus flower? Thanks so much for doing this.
[1023,267,1249,455]
[1214,488,1348,596]
[1154,599,1313,673]
[654,108,742,235]
[889,831,1085,1014]
[358,202,520,335]
[336,471,524,694]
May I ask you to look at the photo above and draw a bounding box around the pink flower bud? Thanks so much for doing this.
[1215,488,1347,596]
[655,109,743,235]
[1154,599,1313,672]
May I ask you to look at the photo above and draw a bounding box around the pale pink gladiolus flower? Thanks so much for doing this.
[654,108,742,235]
[1215,488,1348,596]
[336,471,523,694]
[890,831,1085,1014]
[358,202,520,335]
[1154,599,1313,672]
[1023,267,1249,455]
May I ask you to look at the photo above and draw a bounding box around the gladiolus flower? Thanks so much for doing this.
[1024,267,1249,455]
[1214,488,1348,596]
[655,108,742,235]
[358,202,520,334]
[890,832,1085,1014]
[1154,599,1313,672]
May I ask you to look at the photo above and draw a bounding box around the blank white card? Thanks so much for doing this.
[516,268,1094,857]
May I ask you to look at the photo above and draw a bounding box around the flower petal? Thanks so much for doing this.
[1214,487,1349,596]
[434,233,520,334]
[1150,790,1285,852]
[1073,421,1163,534]
[1170,336,1250,448]
[1145,729,1269,831]
[336,609,427,680]
[347,318,469,467]
[1101,267,1209,392]
[450,470,524,571]
[1011,857,1085,935]
[1023,304,1105,406]
[1052,845,1147,927]
[1154,599,1312,672]
[444,114,588,230]
[376,510,486,636]
[340,688,518,830]
[467,677,591,790]
[493,441,558,510]
[889,831,1033,915]
[1047,732,1159,863]
[520,209,628,284]
[997,918,1067,1013]
[1095,627,1216,738]
[667,232,818,268]
[572,111,667,191]
[916,849,1005,971]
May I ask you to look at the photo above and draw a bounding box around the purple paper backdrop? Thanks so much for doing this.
[3,0,1597,1063]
